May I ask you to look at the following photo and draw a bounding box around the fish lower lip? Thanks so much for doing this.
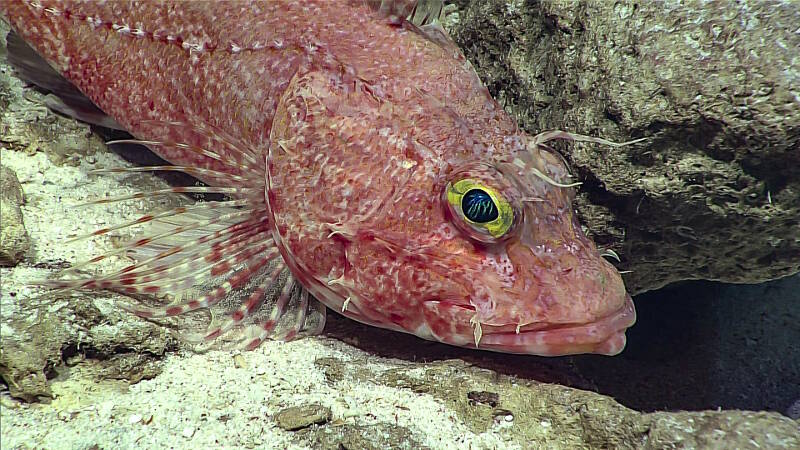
[479,295,637,356]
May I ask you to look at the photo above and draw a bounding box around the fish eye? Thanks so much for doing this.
[445,179,516,242]
[462,188,499,223]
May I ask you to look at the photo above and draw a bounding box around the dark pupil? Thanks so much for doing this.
[462,189,498,223]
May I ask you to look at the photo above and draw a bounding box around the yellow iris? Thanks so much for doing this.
[446,179,514,238]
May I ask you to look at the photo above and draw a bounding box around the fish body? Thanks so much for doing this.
[3,0,636,355]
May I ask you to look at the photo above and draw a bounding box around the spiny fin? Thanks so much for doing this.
[131,259,326,350]
[6,31,123,129]
[405,0,444,27]
[366,0,421,21]
[403,19,463,60]
[402,1,464,60]
[367,0,459,54]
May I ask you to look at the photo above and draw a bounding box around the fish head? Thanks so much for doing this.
[268,67,634,356]
[415,140,636,356]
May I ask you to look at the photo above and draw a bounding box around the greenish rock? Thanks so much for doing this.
[644,410,800,449]
[447,0,800,292]
[275,404,332,431]
[298,423,425,450]
[315,358,799,449]
[0,165,30,265]
[0,288,175,401]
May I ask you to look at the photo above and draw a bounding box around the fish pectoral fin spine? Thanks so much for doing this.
[470,315,483,348]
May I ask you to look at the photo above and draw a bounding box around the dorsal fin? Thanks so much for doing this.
[365,0,462,59]
[402,19,462,60]
[406,0,444,27]
[365,0,444,27]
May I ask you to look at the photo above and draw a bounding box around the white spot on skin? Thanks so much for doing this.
[433,223,457,240]
[113,24,131,35]
[480,252,516,285]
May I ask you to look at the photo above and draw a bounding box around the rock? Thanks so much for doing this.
[274,404,332,431]
[645,410,800,449]
[447,1,800,292]
[787,399,800,420]
[5,340,799,449]
[0,165,30,265]
[299,423,423,450]
[0,285,175,401]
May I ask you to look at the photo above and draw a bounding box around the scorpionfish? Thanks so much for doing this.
[3,0,636,355]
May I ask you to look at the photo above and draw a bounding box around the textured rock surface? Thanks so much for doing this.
[0,279,175,401]
[0,164,30,265]
[274,404,332,431]
[446,0,800,292]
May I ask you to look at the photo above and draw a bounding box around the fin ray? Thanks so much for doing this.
[30,108,327,349]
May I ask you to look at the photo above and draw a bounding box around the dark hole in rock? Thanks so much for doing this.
[323,275,800,416]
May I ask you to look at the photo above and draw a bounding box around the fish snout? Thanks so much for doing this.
[469,242,636,356]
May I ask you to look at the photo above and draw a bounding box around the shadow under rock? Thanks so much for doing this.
[322,275,800,415]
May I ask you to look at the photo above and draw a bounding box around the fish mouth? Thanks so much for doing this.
[475,294,637,356]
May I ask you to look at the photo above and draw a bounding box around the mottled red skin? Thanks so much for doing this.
[4,0,635,355]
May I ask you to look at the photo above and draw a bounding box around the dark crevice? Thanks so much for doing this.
[60,341,168,364]
[323,275,800,416]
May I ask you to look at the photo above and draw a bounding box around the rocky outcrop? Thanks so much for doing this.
[447,0,800,293]
[0,165,30,265]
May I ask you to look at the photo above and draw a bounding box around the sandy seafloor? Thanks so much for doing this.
[1,343,496,450]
